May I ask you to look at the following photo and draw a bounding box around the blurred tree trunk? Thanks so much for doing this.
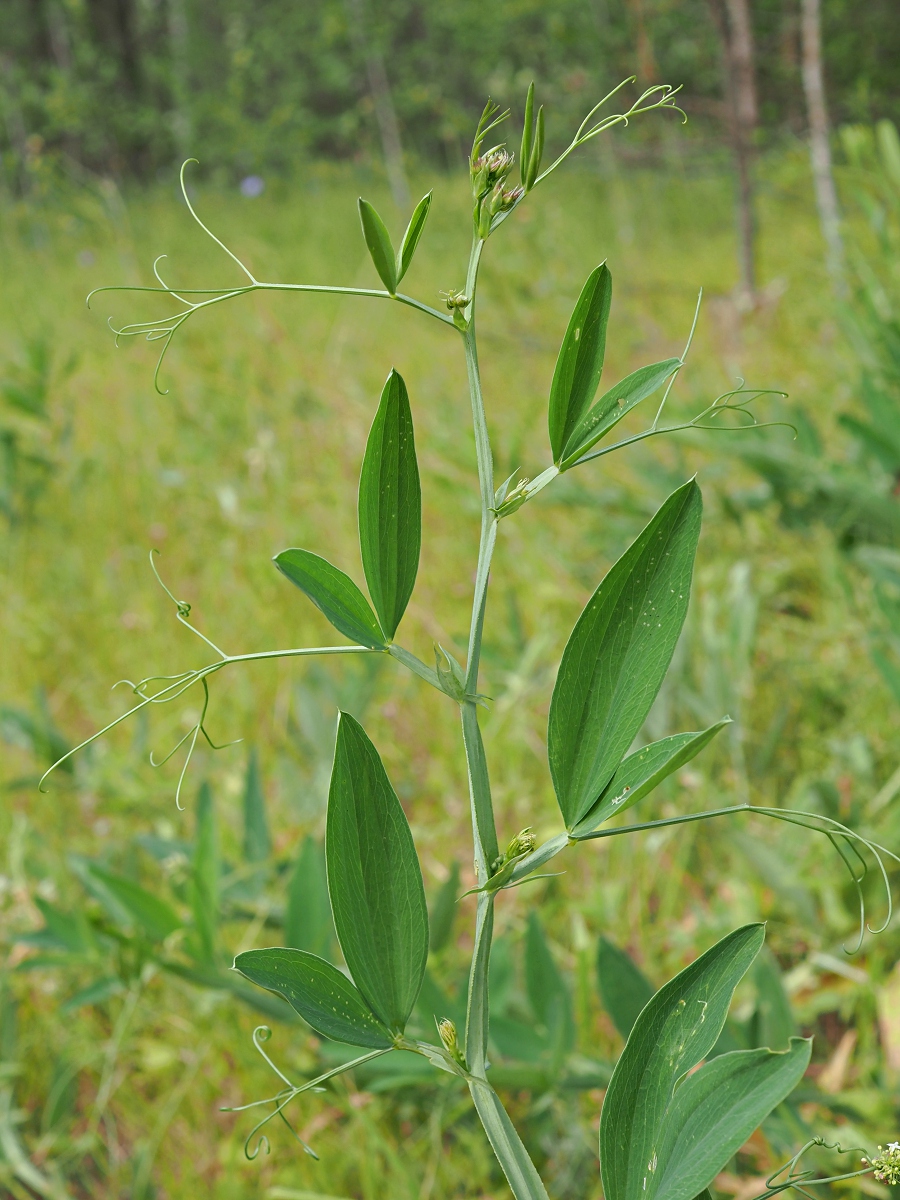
[627,0,658,83]
[800,0,845,292]
[168,0,192,161]
[345,0,410,211]
[708,0,758,304]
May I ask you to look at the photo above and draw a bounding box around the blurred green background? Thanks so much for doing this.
[3,4,900,1199]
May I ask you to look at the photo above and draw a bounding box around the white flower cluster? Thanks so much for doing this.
[862,1142,900,1186]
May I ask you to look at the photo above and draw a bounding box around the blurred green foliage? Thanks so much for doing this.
[1,0,899,186]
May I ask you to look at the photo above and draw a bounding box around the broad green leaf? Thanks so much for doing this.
[600,924,764,1200]
[649,1040,811,1200]
[234,947,394,1048]
[83,865,181,943]
[285,836,334,959]
[571,719,730,837]
[396,192,432,283]
[274,548,386,649]
[326,712,428,1032]
[428,861,460,953]
[548,264,612,462]
[358,198,398,293]
[596,937,655,1040]
[560,358,682,469]
[525,914,574,1059]
[192,781,219,964]
[242,748,271,863]
[549,479,702,828]
[358,369,421,640]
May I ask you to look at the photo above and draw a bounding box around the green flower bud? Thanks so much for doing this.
[438,1017,466,1068]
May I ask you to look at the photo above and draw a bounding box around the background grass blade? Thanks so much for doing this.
[242,748,271,863]
[286,837,335,959]
[548,263,612,462]
[274,548,386,649]
[549,479,703,828]
[596,937,655,1041]
[234,948,394,1047]
[358,369,421,640]
[326,712,428,1032]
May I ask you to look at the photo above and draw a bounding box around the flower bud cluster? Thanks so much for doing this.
[864,1143,900,1185]
[472,147,523,238]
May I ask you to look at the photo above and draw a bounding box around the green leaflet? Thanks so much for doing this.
[559,358,682,469]
[82,865,181,943]
[548,480,702,829]
[649,1040,811,1200]
[548,264,612,462]
[326,712,428,1032]
[233,947,394,1049]
[599,924,765,1200]
[274,548,386,649]
[570,719,730,837]
[397,192,432,284]
[285,836,334,959]
[242,748,271,863]
[358,198,398,293]
[358,369,421,639]
[192,781,219,964]
[596,937,655,1040]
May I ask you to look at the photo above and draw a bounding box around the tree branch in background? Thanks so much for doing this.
[800,0,845,294]
[345,0,410,211]
[708,0,758,305]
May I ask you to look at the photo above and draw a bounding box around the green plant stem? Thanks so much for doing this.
[457,233,546,1198]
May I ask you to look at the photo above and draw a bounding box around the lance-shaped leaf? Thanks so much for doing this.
[549,479,702,829]
[234,947,394,1048]
[548,264,612,462]
[82,865,181,943]
[600,924,765,1200]
[358,369,421,640]
[597,937,655,1040]
[397,192,432,284]
[274,548,386,649]
[645,1039,811,1200]
[559,358,682,470]
[327,712,428,1032]
[570,719,730,837]
[358,198,398,293]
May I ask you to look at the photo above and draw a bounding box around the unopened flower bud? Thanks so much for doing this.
[438,1017,466,1068]
[505,827,536,860]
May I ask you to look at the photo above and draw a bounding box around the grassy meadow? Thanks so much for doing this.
[2,143,900,1199]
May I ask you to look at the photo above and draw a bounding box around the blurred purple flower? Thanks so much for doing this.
[240,175,265,198]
